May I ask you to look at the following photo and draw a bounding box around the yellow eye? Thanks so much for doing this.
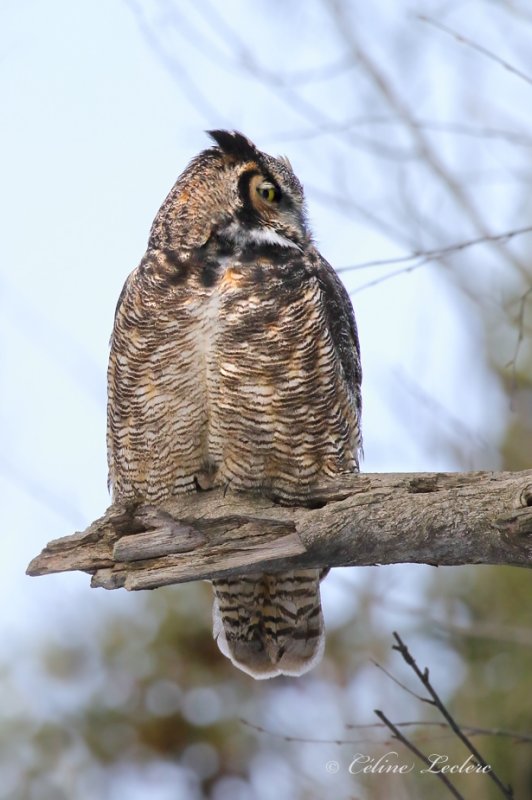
[257,182,281,203]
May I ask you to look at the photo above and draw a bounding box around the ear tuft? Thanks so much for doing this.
[277,155,293,171]
[207,130,259,161]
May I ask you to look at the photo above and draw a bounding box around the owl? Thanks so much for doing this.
[107,130,362,679]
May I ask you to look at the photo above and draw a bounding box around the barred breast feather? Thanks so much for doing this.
[108,247,361,504]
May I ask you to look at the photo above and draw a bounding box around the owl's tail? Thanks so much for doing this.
[211,569,325,679]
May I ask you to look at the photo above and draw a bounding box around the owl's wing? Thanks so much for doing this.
[313,252,362,432]
[106,265,144,496]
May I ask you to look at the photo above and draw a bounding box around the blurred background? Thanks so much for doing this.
[1,1,531,798]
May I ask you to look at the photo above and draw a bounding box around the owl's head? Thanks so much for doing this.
[148,131,310,254]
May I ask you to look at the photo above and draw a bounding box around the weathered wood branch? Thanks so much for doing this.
[27,471,532,591]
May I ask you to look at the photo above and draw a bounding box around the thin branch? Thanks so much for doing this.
[0,453,85,528]
[240,718,532,746]
[124,0,229,125]
[345,721,532,745]
[390,369,494,470]
[327,5,488,229]
[374,710,466,800]
[0,276,102,404]
[359,590,532,648]
[268,117,532,148]
[259,56,357,86]
[327,1,528,281]
[307,182,410,246]
[391,632,514,799]
[507,285,532,404]
[346,229,532,295]
[348,260,427,294]
[370,659,427,703]
[419,15,532,88]
[196,0,414,165]
[197,0,354,133]
[337,226,532,275]
[240,718,355,746]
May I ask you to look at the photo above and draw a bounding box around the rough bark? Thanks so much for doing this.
[26,470,532,591]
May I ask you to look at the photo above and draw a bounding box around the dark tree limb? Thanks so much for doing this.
[26,470,532,591]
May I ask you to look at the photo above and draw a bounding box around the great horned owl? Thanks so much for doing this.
[107,131,362,679]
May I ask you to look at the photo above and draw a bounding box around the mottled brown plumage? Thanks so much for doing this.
[107,131,362,678]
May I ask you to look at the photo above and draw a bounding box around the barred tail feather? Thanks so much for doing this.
[212,569,325,679]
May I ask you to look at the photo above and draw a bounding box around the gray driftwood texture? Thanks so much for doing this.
[27,470,532,591]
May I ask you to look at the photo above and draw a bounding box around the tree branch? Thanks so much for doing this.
[373,710,467,800]
[383,632,514,799]
[26,470,532,591]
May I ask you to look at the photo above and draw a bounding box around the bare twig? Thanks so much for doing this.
[374,710,467,799]
[391,632,514,799]
[307,182,410,246]
[240,717,532,746]
[370,659,427,703]
[196,0,418,168]
[345,227,532,295]
[124,0,229,125]
[0,452,84,528]
[507,285,532,403]
[389,369,494,470]
[419,15,532,88]
[346,721,532,745]
[337,226,532,275]
[240,718,354,747]
[268,118,532,149]
[327,6,492,232]
[327,1,529,285]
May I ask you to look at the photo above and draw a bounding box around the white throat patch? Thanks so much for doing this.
[222,222,301,251]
